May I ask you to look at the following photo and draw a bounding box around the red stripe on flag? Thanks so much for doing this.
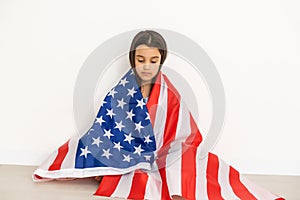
[185,113,203,147]
[94,175,122,196]
[33,174,43,179]
[147,71,162,127]
[181,145,197,200]
[127,170,149,200]
[181,113,203,200]
[229,166,256,199]
[159,167,172,200]
[206,153,224,200]
[48,139,70,171]
[161,74,180,146]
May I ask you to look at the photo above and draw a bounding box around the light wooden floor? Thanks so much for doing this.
[0,165,297,200]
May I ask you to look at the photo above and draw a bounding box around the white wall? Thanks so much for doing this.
[0,0,299,175]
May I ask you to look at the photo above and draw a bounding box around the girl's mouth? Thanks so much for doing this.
[142,72,151,76]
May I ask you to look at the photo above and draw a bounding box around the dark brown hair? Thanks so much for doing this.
[129,30,168,90]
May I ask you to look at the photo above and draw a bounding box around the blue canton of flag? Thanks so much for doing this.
[75,68,156,169]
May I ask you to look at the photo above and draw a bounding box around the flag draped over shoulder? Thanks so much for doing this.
[33,68,284,200]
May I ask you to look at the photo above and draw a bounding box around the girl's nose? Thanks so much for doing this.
[143,64,151,69]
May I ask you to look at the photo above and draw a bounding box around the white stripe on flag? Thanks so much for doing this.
[218,158,241,200]
[38,149,58,171]
[196,148,209,200]
[144,169,163,200]
[110,171,135,198]
[33,149,59,181]
[166,98,192,196]
[165,143,183,196]
[153,75,168,152]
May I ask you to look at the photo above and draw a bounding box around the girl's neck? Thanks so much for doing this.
[140,83,151,98]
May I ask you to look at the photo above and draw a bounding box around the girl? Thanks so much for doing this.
[34,30,284,200]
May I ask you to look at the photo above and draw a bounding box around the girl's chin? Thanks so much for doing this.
[141,79,152,84]
[140,76,153,82]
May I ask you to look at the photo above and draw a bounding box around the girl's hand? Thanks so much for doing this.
[94,176,103,182]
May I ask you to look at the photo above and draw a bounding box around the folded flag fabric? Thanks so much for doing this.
[33,68,284,200]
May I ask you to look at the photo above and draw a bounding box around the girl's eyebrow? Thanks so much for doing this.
[136,55,160,59]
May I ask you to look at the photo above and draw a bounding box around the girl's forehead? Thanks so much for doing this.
[135,45,161,56]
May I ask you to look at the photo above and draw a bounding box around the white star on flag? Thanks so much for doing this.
[124,133,134,144]
[102,148,112,159]
[92,137,103,147]
[135,121,144,133]
[113,142,123,151]
[100,100,106,107]
[144,135,153,144]
[144,155,152,161]
[119,77,129,87]
[127,87,137,97]
[145,112,150,121]
[136,98,146,109]
[87,128,94,134]
[108,88,118,98]
[133,144,145,156]
[115,120,125,132]
[103,129,114,139]
[80,146,91,158]
[117,98,126,109]
[106,108,116,118]
[126,109,135,121]
[122,154,133,162]
[95,116,105,126]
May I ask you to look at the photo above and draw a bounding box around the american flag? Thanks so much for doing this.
[33,68,284,200]
[33,68,157,179]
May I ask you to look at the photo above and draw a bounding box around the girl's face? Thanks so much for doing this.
[134,44,162,85]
